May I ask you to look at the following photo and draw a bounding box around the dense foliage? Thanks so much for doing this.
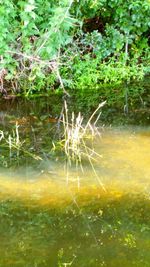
[0,0,150,109]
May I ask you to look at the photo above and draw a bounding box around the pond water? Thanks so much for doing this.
[0,99,150,267]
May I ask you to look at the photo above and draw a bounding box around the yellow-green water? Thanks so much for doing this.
[0,127,150,266]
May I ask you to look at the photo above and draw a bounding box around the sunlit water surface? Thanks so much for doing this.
[0,126,150,267]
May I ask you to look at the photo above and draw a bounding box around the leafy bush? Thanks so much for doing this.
[0,0,149,102]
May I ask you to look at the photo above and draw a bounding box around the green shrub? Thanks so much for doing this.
[0,0,149,101]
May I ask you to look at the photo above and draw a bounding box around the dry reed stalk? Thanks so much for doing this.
[58,101,106,190]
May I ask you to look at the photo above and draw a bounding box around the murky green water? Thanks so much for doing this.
[0,99,150,266]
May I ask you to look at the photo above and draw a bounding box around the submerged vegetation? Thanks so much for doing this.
[0,184,150,266]
[0,97,150,266]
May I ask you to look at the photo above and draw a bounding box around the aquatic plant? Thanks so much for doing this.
[52,101,106,189]
[0,123,42,167]
[62,101,104,164]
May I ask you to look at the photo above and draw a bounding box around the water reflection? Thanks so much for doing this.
[0,126,150,201]
[0,123,150,266]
